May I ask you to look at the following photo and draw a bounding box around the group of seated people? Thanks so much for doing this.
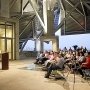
[34,46,90,78]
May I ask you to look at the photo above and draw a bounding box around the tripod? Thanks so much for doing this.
[63,60,79,90]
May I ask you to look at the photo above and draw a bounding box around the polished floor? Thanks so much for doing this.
[0,58,90,90]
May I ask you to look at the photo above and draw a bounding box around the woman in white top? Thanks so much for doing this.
[77,52,86,64]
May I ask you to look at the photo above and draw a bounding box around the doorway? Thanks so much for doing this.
[0,21,15,60]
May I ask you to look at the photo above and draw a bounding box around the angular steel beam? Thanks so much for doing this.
[19,16,31,21]
[83,1,90,10]
[23,1,29,11]
[66,0,84,16]
[82,0,90,3]
[19,21,31,37]
[69,14,85,30]
[80,0,86,16]
[21,0,23,15]
[9,0,17,10]
[19,32,33,55]
[55,2,80,32]
[29,0,45,30]
[80,0,86,33]
[58,0,64,10]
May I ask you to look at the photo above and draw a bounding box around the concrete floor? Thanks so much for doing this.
[0,58,90,90]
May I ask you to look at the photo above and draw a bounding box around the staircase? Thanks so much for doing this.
[54,13,59,28]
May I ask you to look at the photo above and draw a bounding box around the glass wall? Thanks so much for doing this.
[0,39,5,60]
[0,22,15,60]
[0,22,5,37]
[6,25,12,38]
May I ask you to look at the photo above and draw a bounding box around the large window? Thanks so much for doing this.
[6,24,12,38]
[0,22,5,37]
[0,22,15,60]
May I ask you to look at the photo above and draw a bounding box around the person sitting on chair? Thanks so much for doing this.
[76,52,86,65]
[78,52,90,77]
[70,52,86,74]
[42,52,60,70]
[44,53,64,78]
[34,52,45,64]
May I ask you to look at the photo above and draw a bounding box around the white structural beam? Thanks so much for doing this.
[43,0,47,34]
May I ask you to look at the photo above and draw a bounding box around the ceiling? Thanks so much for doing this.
[55,0,90,35]
[8,0,90,39]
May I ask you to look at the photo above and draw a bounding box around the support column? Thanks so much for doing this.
[40,36,59,51]
[43,0,54,36]
[47,10,54,36]
[40,40,44,52]
[41,0,59,51]
[35,39,40,56]
[15,20,19,59]
[52,37,59,51]
[35,39,40,52]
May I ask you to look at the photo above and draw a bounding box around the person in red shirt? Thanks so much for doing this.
[78,52,90,77]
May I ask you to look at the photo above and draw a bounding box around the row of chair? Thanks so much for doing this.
[50,64,90,85]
